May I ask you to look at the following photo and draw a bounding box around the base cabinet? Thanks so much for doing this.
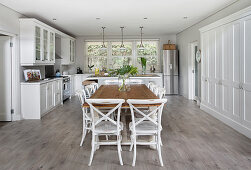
[21,79,63,119]
[200,7,251,138]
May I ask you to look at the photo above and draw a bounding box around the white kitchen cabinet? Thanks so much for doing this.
[20,18,55,66]
[61,37,76,65]
[21,79,63,119]
[54,79,63,106]
[74,74,91,93]
[200,7,251,138]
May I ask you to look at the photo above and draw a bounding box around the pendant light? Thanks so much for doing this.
[120,27,126,52]
[139,26,144,51]
[100,27,107,50]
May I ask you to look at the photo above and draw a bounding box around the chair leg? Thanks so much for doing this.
[129,135,133,151]
[132,135,137,166]
[157,134,164,167]
[88,133,95,166]
[80,119,87,146]
[117,135,123,165]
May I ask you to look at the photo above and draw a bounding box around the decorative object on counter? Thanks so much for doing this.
[109,65,138,91]
[63,71,69,75]
[140,57,147,74]
[149,56,157,73]
[120,27,126,52]
[95,68,99,76]
[150,65,156,73]
[23,69,41,81]
[139,26,144,51]
[163,40,176,50]
[55,69,61,77]
[100,27,107,51]
[77,67,83,74]
[196,49,201,63]
[88,64,94,73]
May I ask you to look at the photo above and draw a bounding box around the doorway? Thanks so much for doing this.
[0,35,12,121]
[188,41,199,101]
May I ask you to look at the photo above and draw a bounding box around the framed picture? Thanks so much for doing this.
[23,69,41,81]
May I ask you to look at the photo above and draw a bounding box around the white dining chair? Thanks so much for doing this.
[85,84,94,97]
[91,83,99,92]
[158,87,166,99]
[147,82,155,89]
[75,89,92,146]
[152,85,159,96]
[127,99,167,167]
[86,99,125,166]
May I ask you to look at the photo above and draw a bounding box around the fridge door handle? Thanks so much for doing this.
[169,64,173,70]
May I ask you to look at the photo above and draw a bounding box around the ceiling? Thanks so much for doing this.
[0,0,237,36]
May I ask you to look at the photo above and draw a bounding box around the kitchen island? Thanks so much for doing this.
[85,73,163,87]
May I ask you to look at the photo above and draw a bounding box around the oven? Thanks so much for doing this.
[63,77,71,101]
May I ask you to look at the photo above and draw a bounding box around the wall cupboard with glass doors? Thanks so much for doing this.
[199,6,251,138]
[20,18,56,66]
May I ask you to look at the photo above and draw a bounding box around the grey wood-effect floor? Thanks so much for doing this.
[0,96,251,170]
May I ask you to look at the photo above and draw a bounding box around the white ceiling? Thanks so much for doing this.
[0,0,237,36]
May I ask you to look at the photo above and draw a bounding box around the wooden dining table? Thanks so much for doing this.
[83,84,160,146]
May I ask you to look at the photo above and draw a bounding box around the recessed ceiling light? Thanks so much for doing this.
[96,17,101,20]
[144,17,148,20]
[183,16,188,19]
[52,18,57,21]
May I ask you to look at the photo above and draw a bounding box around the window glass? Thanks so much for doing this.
[137,41,158,56]
[86,42,108,56]
[111,42,132,56]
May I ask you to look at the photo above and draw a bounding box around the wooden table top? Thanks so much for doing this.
[83,84,160,108]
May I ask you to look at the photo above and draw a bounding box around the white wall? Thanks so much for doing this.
[66,34,176,74]
[177,0,251,99]
[0,4,23,120]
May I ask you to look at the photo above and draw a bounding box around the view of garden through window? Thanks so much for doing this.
[86,40,159,72]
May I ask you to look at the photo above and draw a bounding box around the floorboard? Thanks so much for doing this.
[0,96,250,170]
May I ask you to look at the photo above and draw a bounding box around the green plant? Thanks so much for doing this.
[140,57,147,67]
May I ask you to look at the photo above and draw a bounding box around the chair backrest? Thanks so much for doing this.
[148,82,155,91]
[152,85,159,96]
[85,84,94,96]
[158,87,166,99]
[127,99,167,132]
[91,83,99,92]
[75,89,87,104]
[86,99,125,132]
[104,79,119,85]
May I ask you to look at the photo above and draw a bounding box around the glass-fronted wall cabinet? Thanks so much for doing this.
[61,38,76,65]
[20,18,55,66]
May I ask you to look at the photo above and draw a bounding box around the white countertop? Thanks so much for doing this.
[21,77,63,85]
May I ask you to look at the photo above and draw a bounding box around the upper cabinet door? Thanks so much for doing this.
[35,26,42,61]
[43,29,49,61]
[241,15,251,129]
[49,32,55,62]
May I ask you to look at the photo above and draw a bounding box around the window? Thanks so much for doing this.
[85,40,159,72]
[86,42,108,70]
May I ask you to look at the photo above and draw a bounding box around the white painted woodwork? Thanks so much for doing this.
[61,38,76,65]
[21,79,63,119]
[20,18,55,66]
[200,7,251,138]
[0,36,12,121]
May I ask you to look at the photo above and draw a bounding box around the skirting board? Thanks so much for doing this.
[200,104,251,139]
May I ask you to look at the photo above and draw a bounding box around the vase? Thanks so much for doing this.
[142,65,146,75]
[118,75,129,92]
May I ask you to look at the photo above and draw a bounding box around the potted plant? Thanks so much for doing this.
[109,65,138,91]
[140,57,147,74]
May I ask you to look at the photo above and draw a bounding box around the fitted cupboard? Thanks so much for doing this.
[200,6,251,138]
[20,19,55,66]
[21,79,63,119]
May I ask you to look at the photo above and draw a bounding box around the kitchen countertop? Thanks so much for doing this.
[86,74,162,79]
[21,77,63,85]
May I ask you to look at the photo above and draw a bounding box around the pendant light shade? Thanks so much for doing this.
[100,27,107,50]
[120,27,126,52]
[139,26,144,51]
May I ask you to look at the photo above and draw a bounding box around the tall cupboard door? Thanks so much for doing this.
[221,22,241,121]
[35,26,42,62]
[54,80,62,106]
[49,32,55,62]
[47,82,54,110]
[40,84,47,114]
[241,15,251,129]
[43,29,49,62]
[201,32,209,106]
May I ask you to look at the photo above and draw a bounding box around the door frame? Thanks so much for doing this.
[0,30,18,121]
[188,41,198,100]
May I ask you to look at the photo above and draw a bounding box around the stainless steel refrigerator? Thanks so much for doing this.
[163,50,179,94]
